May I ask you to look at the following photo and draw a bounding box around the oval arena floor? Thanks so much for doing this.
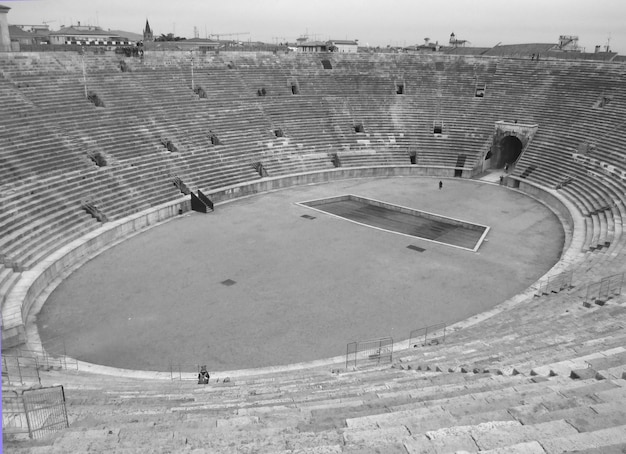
[36,177,564,372]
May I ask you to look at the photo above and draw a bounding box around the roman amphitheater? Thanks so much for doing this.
[2,49,626,453]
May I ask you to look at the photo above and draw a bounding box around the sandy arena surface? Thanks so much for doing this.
[36,177,564,372]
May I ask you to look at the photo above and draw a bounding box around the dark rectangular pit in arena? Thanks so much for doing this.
[298,194,489,251]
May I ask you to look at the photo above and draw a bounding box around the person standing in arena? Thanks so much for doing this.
[198,365,210,384]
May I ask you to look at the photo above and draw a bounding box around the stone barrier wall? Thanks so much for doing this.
[1,166,572,350]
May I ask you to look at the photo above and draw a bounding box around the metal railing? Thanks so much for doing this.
[14,349,78,372]
[408,323,447,348]
[2,354,41,386]
[583,272,624,306]
[535,270,574,297]
[168,363,209,381]
[2,389,29,439]
[2,336,78,386]
[2,385,69,440]
[346,337,393,369]
[15,337,79,372]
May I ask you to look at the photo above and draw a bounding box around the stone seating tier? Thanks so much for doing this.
[4,357,626,452]
[2,52,626,452]
[0,52,623,269]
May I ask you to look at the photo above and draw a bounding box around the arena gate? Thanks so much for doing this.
[2,385,69,440]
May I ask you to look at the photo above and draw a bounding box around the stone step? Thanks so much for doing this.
[472,419,580,450]
[392,375,535,409]
[556,378,622,398]
[404,425,480,453]
[564,401,626,432]
[347,406,518,438]
[478,440,547,454]
[347,376,601,432]
[509,402,599,427]
[557,443,626,454]
[530,346,626,377]
[594,382,626,402]
[304,377,533,427]
[342,425,411,450]
[599,365,626,379]
[403,419,578,453]
[540,424,626,454]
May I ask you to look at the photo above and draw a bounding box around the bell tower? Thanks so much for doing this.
[143,18,154,42]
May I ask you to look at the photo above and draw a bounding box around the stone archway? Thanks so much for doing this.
[499,135,523,168]
[482,121,538,172]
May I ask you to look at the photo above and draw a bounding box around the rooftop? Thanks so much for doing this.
[50,26,121,37]
[331,39,358,45]
[297,41,328,47]
[482,43,557,56]
[8,25,43,39]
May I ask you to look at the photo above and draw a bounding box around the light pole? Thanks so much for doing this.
[190,50,194,91]
[82,52,88,98]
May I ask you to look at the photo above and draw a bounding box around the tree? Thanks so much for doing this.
[155,33,186,42]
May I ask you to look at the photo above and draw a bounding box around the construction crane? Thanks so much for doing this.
[39,19,56,30]
[209,32,249,42]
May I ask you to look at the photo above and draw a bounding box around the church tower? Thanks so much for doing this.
[143,19,153,42]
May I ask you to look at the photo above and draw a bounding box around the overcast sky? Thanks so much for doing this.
[4,0,625,54]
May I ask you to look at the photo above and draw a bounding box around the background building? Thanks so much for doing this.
[49,24,133,46]
[329,39,358,53]
[296,40,329,52]
[8,25,50,48]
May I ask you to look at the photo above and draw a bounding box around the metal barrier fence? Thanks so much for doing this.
[346,337,393,369]
[23,386,70,439]
[2,390,29,439]
[39,335,80,371]
[169,363,205,381]
[408,323,447,348]
[535,270,574,297]
[10,335,80,373]
[2,386,69,440]
[584,272,624,306]
[12,348,78,373]
[2,355,41,386]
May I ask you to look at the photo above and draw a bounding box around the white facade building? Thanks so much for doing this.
[330,40,358,53]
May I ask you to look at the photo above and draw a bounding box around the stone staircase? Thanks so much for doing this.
[4,358,626,453]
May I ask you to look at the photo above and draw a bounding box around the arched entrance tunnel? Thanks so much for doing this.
[498,135,523,168]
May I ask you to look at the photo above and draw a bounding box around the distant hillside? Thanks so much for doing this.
[109,29,143,42]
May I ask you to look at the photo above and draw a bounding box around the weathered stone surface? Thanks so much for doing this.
[479,440,547,453]
[472,419,577,450]
[342,426,410,447]
[541,425,626,454]
[404,432,477,454]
